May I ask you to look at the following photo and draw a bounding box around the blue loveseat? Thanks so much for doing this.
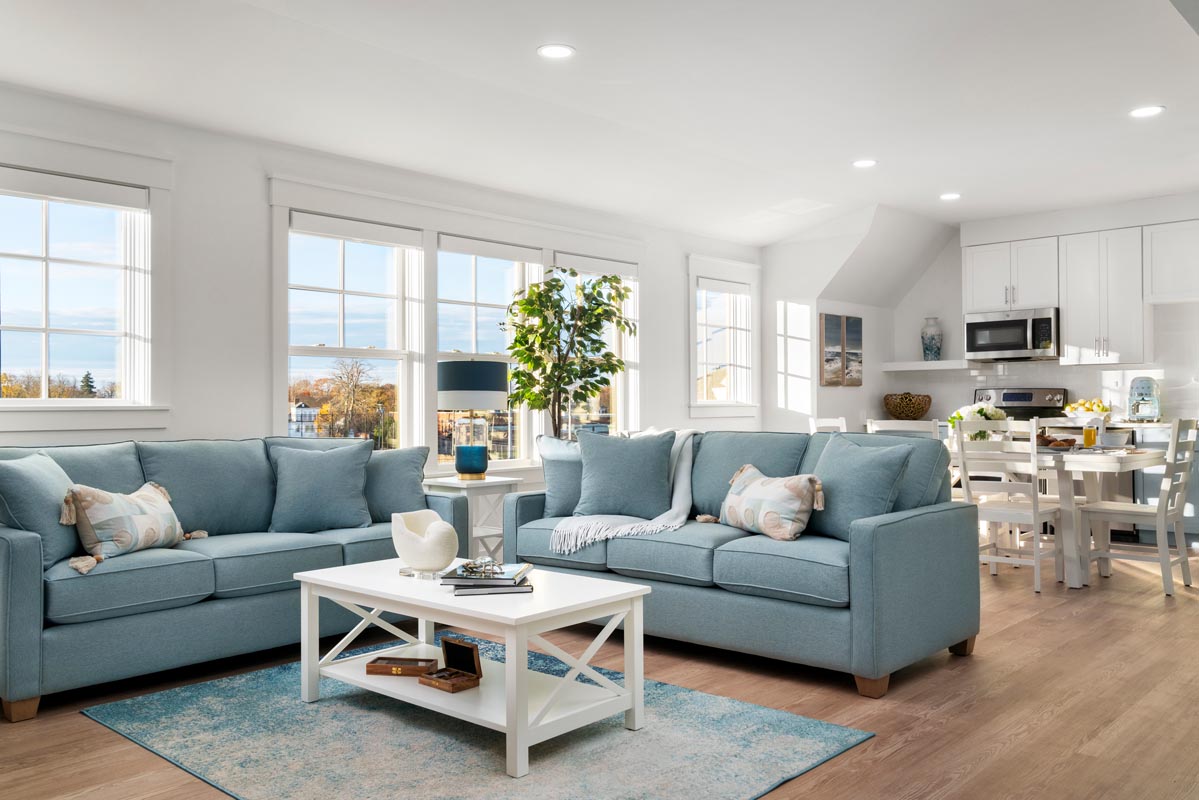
[0,438,467,722]
[504,431,980,697]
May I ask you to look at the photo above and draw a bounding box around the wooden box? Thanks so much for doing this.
[418,636,482,693]
[365,656,438,677]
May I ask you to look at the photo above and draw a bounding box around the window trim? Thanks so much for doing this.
[688,254,761,418]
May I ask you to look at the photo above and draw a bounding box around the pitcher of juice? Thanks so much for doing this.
[1083,421,1099,449]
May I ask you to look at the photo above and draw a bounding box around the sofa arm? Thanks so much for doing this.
[849,502,979,680]
[424,493,471,558]
[503,492,547,564]
[0,525,43,703]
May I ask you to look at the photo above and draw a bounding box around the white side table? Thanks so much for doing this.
[422,475,523,560]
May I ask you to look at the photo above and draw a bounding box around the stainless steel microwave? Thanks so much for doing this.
[964,308,1058,361]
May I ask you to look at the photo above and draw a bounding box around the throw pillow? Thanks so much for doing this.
[268,439,373,532]
[538,435,582,517]
[365,446,429,521]
[62,482,205,573]
[807,435,914,540]
[573,430,676,519]
[719,464,824,541]
[0,452,77,569]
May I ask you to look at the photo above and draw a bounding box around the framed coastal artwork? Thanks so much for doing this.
[819,313,864,387]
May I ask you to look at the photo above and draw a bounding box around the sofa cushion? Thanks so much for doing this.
[137,440,276,534]
[312,522,394,565]
[806,435,915,541]
[575,430,675,519]
[691,432,809,519]
[44,548,214,624]
[0,441,146,494]
[515,517,608,571]
[0,453,77,569]
[176,532,341,597]
[606,522,750,586]
[268,440,373,533]
[264,438,428,521]
[538,435,582,517]
[714,535,850,608]
[799,432,951,514]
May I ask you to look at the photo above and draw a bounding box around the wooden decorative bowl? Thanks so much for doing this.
[883,393,932,420]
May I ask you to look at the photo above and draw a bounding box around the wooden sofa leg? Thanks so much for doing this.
[2,697,40,722]
[949,636,977,656]
[854,674,890,698]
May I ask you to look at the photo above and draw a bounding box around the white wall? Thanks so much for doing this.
[0,84,760,447]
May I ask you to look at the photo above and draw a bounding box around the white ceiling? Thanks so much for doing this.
[1,0,1197,245]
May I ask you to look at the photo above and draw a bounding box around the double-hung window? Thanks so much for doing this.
[0,168,151,404]
[285,212,421,449]
[689,255,759,415]
[435,236,541,465]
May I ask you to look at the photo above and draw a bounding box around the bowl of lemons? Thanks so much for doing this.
[1064,398,1111,421]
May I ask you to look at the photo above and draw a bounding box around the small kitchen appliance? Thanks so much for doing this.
[964,308,1059,362]
[1127,377,1162,422]
[973,387,1067,420]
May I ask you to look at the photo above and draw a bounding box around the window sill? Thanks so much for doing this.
[689,403,759,419]
[0,405,172,433]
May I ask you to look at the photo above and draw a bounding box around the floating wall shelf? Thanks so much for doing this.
[881,359,973,372]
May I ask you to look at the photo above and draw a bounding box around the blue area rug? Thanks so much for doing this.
[83,633,872,800]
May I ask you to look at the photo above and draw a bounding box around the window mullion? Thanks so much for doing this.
[40,201,48,399]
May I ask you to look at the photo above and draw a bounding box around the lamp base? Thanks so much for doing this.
[456,472,487,481]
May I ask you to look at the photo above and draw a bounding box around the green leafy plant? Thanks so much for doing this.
[505,268,636,439]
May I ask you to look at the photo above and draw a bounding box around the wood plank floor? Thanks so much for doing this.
[3,561,1199,799]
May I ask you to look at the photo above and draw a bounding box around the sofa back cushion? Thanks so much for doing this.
[799,432,950,513]
[0,453,77,569]
[690,432,809,518]
[137,440,275,534]
[263,438,428,521]
[0,442,146,494]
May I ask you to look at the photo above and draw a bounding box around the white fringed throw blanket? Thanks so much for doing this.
[551,428,699,555]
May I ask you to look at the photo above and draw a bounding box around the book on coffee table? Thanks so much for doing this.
[453,579,534,596]
[441,562,533,587]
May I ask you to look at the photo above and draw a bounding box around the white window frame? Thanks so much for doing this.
[688,254,760,418]
[0,151,172,433]
[281,210,422,446]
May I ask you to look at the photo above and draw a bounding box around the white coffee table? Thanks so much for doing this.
[295,559,649,777]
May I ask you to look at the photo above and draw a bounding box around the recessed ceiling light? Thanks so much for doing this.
[940,192,961,201]
[537,43,575,59]
[852,159,878,169]
[1129,105,1165,118]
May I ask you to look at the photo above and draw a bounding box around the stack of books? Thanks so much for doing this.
[441,563,534,596]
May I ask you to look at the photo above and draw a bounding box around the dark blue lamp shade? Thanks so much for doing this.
[437,361,510,479]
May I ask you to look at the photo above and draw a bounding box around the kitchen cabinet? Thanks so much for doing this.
[1143,219,1199,303]
[963,237,1058,314]
[1058,227,1146,365]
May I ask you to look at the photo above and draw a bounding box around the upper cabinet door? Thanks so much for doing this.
[1010,237,1058,309]
[1143,220,1199,303]
[963,242,1012,313]
[1058,232,1101,365]
[1100,227,1144,364]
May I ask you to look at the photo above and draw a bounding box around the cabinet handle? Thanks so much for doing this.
[1103,337,1108,357]
[1005,286,1009,306]
[1094,337,1099,357]
[1012,285,1016,305]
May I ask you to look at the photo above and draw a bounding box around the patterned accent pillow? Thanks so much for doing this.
[718,465,824,541]
[61,482,205,573]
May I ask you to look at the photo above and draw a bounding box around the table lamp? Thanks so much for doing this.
[437,360,509,480]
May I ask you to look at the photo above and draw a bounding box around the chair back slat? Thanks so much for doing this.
[955,417,1044,514]
[866,419,941,437]
[810,417,848,433]
[1159,420,1198,520]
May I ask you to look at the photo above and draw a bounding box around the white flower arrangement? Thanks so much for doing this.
[948,402,1008,441]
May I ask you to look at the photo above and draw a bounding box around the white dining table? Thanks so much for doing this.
[950,446,1166,588]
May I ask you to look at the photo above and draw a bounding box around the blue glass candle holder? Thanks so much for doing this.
[454,445,488,480]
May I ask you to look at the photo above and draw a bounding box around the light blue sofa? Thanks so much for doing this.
[0,438,467,721]
[504,431,980,697]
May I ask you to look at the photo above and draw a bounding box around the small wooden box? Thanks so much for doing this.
[365,656,438,677]
[418,636,482,693]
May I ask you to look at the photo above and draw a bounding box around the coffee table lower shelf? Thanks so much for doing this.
[321,643,629,745]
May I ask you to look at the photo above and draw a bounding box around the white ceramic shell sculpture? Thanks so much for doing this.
[391,510,459,574]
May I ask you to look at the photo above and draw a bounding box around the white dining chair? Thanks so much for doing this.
[866,419,941,437]
[809,417,848,433]
[1079,419,1197,595]
[956,417,1063,593]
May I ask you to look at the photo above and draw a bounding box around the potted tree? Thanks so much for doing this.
[505,268,636,439]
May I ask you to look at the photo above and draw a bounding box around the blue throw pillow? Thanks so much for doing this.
[268,440,373,532]
[538,435,582,517]
[808,435,914,540]
[0,452,77,569]
[573,431,675,519]
[365,447,429,521]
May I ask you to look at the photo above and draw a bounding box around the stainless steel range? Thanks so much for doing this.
[973,387,1066,420]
